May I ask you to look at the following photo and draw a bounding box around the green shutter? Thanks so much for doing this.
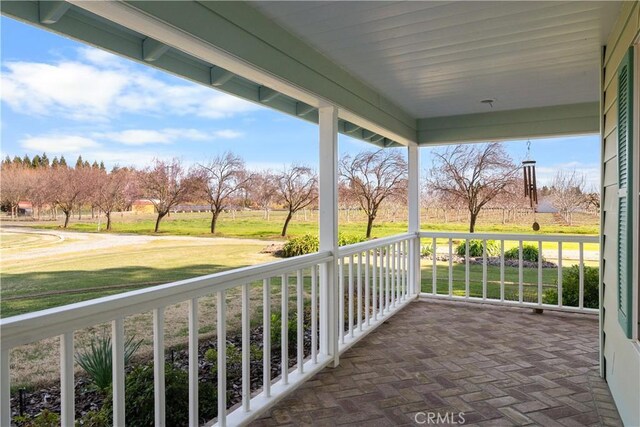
[616,47,634,339]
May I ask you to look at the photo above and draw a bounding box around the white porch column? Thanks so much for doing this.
[408,144,421,295]
[318,105,339,366]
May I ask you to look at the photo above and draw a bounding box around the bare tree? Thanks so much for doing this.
[50,167,88,228]
[427,143,518,233]
[276,165,317,236]
[0,164,30,218]
[140,158,199,232]
[93,168,137,230]
[199,152,252,234]
[550,170,586,225]
[340,149,407,238]
[250,170,278,220]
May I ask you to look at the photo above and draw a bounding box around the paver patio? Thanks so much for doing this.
[254,300,622,426]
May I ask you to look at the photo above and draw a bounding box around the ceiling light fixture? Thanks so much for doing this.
[481,98,495,108]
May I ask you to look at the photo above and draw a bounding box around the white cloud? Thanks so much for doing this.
[95,128,210,145]
[1,47,260,122]
[20,135,100,153]
[536,162,600,189]
[213,129,243,139]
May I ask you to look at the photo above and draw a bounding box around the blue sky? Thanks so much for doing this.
[1,17,600,188]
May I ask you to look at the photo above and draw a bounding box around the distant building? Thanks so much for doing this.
[17,201,33,216]
[131,199,157,214]
[535,198,557,214]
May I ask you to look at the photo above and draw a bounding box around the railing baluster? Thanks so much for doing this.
[579,242,585,309]
[500,240,505,302]
[558,243,563,308]
[217,290,227,427]
[281,274,289,384]
[448,238,453,297]
[60,332,74,427]
[188,298,199,426]
[390,244,396,306]
[432,237,437,294]
[385,245,390,311]
[373,249,378,321]
[398,242,404,300]
[380,247,384,316]
[357,252,362,331]
[339,258,345,344]
[482,239,487,300]
[348,255,354,338]
[262,279,271,397]
[518,241,524,303]
[112,317,125,427]
[153,307,165,427]
[311,266,318,364]
[1,349,9,427]
[296,270,304,373]
[403,240,408,298]
[365,250,370,326]
[465,239,470,298]
[538,241,543,305]
[242,283,251,410]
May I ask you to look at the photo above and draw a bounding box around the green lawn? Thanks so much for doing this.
[1,238,274,318]
[31,210,598,240]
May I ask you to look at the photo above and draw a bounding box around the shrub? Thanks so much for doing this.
[101,363,216,426]
[75,409,109,427]
[268,311,297,347]
[281,234,318,257]
[455,240,498,257]
[543,265,599,309]
[338,233,367,246]
[75,333,142,392]
[14,409,60,427]
[281,233,367,257]
[204,343,242,375]
[421,243,433,257]
[504,244,541,262]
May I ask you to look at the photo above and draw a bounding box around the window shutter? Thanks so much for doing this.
[617,47,634,339]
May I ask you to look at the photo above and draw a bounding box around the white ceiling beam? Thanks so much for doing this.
[259,86,280,103]
[142,37,170,62]
[210,66,234,87]
[39,1,71,24]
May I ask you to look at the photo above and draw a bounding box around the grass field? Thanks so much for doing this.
[26,209,599,239]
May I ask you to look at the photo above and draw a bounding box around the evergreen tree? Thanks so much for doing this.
[12,156,22,165]
[99,161,106,171]
[3,156,11,166]
[59,156,68,168]
[83,160,90,168]
[75,155,84,168]
[41,153,50,168]
[32,154,42,168]
[52,157,60,168]
[23,154,32,167]
[92,160,99,169]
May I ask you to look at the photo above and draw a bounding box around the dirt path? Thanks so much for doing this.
[0,226,280,262]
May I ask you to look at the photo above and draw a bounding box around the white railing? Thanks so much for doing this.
[336,233,416,352]
[419,231,599,314]
[0,235,417,427]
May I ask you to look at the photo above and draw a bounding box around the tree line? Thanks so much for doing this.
[0,150,408,237]
[1,144,598,236]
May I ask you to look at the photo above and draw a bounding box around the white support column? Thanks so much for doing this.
[318,105,339,367]
[408,144,421,295]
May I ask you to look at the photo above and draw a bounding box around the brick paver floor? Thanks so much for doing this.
[254,299,622,426]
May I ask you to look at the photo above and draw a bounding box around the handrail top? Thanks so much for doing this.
[419,231,599,243]
[337,232,416,256]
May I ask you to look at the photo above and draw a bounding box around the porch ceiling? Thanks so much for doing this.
[252,1,621,119]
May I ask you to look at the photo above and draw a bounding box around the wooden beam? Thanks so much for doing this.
[142,37,170,62]
[39,1,71,24]
[259,86,280,103]
[210,66,234,87]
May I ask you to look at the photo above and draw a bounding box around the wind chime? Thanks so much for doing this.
[522,141,540,231]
